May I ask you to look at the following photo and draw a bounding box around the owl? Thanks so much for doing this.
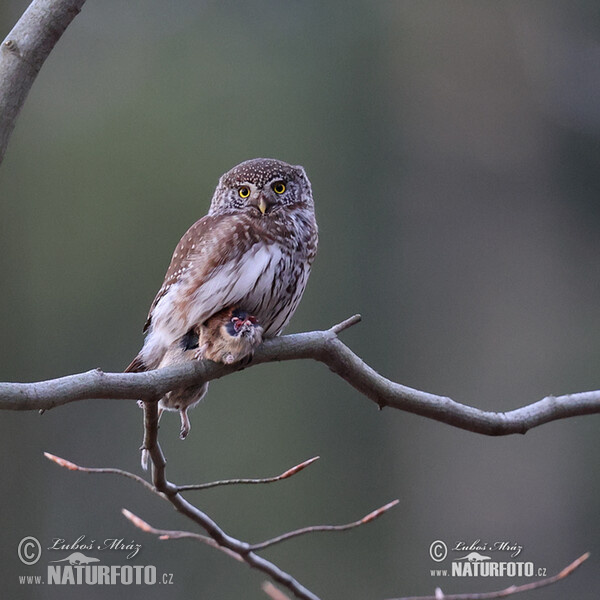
[153,307,263,440]
[126,158,318,428]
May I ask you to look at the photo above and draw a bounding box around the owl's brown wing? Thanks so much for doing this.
[142,213,240,333]
[126,216,218,373]
[130,211,279,371]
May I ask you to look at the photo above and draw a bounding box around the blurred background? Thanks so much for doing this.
[1,1,599,598]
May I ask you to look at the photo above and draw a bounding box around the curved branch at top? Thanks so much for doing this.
[0,0,86,166]
[0,315,599,436]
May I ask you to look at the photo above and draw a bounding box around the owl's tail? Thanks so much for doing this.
[124,353,146,373]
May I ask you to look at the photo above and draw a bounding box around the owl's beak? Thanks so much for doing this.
[256,194,270,215]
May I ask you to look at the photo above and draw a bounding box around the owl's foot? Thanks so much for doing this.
[179,408,191,440]
[193,344,208,361]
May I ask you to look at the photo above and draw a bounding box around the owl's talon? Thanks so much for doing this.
[179,409,191,440]
[193,344,208,361]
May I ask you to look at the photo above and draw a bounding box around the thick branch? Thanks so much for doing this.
[1,316,599,436]
[0,0,86,166]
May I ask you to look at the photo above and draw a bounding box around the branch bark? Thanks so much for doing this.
[0,0,86,166]
[1,316,599,436]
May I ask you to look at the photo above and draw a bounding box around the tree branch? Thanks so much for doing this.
[46,441,398,599]
[45,445,589,599]
[138,399,322,600]
[262,582,293,600]
[121,508,246,564]
[44,451,320,494]
[248,500,399,552]
[0,0,87,166]
[44,451,158,495]
[178,456,320,492]
[1,316,599,436]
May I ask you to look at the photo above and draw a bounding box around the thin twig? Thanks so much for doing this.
[141,395,321,600]
[2,316,599,437]
[329,313,362,334]
[388,552,590,600]
[249,500,399,551]
[44,450,319,496]
[44,452,158,496]
[178,456,319,491]
[262,581,293,600]
[121,508,244,563]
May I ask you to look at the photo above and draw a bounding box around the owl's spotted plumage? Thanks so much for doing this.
[126,158,318,435]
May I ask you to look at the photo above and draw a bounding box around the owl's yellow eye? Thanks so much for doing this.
[272,182,286,194]
[238,186,251,198]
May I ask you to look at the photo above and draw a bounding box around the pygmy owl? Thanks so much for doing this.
[155,307,263,440]
[126,158,318,431]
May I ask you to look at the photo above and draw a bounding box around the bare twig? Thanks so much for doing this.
[139,400,322,600]
[45,450,319,495]
[46,414,398,599]
[121,508,244,563]
[388,552,590,600]
[40,453,593,600]
[46,448,396,597]
[178,456,319,491]
[249,499,399,551]
[329,313,362,334]
[0,0,87,166]
[44,452,158,496]
[2,315,599,436]
[263,581,293,600]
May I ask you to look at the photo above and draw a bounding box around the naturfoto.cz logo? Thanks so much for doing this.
[428,539,547,579]
[17,536,174,587]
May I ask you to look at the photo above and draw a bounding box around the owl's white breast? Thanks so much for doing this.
[188,242,283,326]
[141,242,283,366]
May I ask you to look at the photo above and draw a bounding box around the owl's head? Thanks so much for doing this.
[209,158,313,216]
